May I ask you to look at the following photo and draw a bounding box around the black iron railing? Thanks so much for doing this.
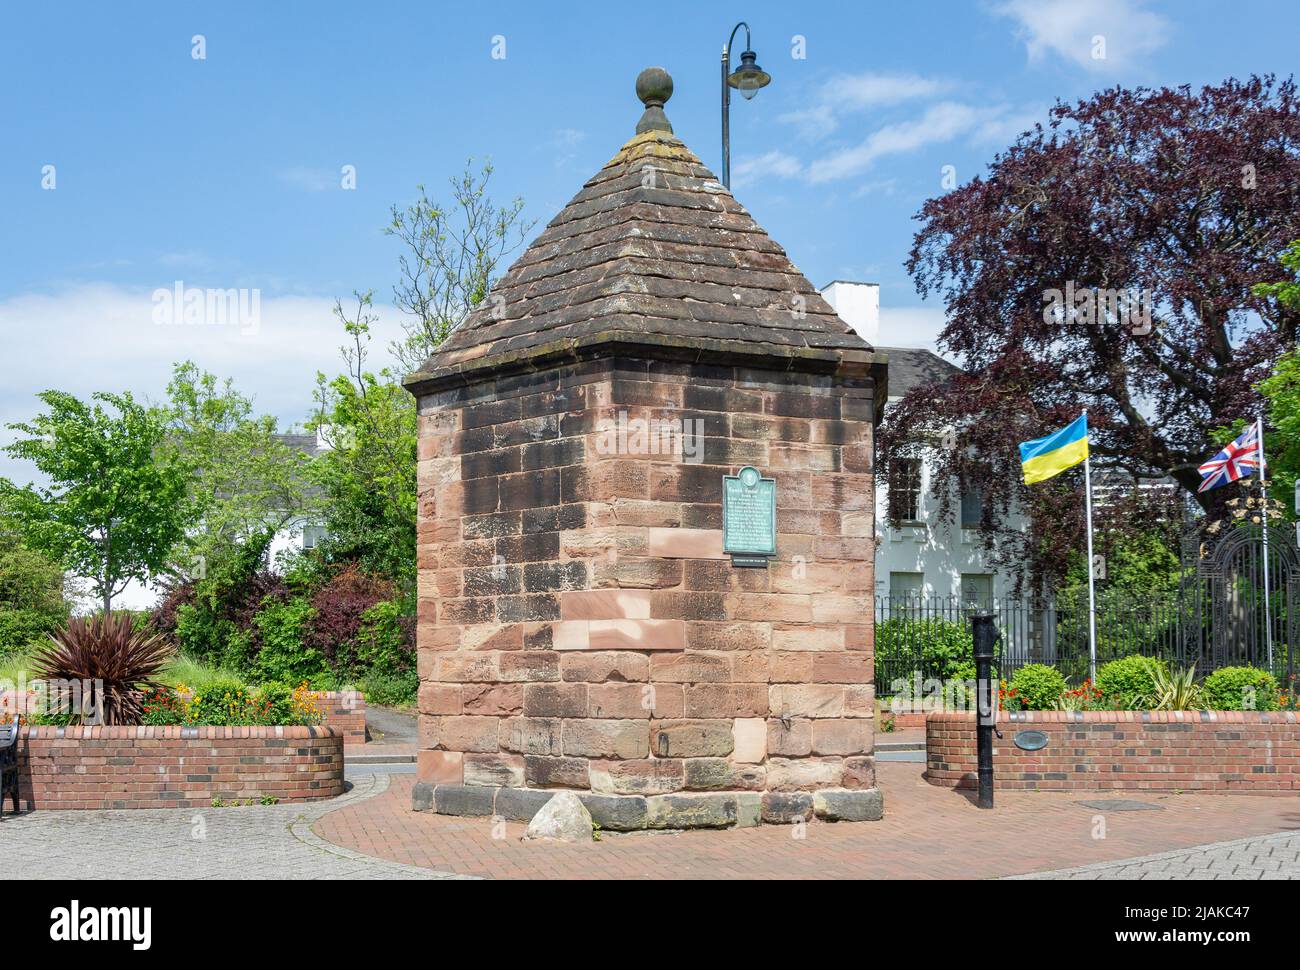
[873,585,1290,697]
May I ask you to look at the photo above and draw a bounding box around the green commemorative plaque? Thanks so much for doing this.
[723,466,776,561]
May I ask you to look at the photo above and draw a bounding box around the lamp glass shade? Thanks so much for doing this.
[727,50,770,100]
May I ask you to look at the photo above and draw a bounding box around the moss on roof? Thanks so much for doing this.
[405,104,880,395]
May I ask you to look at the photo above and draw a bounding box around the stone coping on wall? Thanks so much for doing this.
[316,691,368,747]
[926,710,1300,794]
[936,710,1300,724]
[21,724,345,739]
[412,781,884,830]
[15,725,345,810]
[3,688,368,746]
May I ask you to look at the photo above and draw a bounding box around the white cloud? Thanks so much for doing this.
[553,128,586,148]
[158,250,212,269]
[971,105,1047,147]
[552,128,589,169]
[731,150,804,188]
[740,95,1043,189]
[807,101,1005,184]
[876,305,951,353]
[851,178,900,199]
[0,284,405,486]
[779,72,953,139]
[994,0,1170,72]
[278,166,342,192]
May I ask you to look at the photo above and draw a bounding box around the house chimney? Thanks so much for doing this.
[819,281,879,345]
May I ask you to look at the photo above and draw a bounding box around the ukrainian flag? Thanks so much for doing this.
[1019,415,1089,485]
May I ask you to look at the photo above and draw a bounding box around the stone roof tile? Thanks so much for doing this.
[405,73,881,396]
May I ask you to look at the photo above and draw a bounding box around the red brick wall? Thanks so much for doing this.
[414,357,878,795]
[16,726,345,809]
[317,692,367,747]
[926,711,1300,793]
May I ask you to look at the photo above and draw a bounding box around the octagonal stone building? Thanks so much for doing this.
[404,68,888,830]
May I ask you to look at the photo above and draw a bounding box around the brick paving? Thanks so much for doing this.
[312,762,1300,880]
[4,761,1297,879]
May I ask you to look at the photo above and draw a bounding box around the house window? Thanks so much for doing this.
[302,525,328,550]
[890,458,922,522]
[890,571,925,602]
[960,573,993,608]
[960,485,983,529]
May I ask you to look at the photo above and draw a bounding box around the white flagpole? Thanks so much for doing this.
[1082,410,1098,682]
[1258,416,1274,669]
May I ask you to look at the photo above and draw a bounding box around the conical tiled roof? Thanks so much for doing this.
[405,69,881,395]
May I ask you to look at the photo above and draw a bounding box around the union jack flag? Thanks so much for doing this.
[1197,422,1266,493]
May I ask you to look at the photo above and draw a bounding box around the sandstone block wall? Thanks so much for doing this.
[414,356,877,798]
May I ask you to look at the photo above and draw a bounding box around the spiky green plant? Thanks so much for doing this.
[31,612,174,725]
[1145,664,1204,711]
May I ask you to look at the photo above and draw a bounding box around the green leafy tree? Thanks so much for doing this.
[1063,527,1182,595]
[0,517,71,653]
[311,162,532,589]
[312,295,418,587]
[1,391,189,613]
[1257,242,1300,519]
[161,361,318,576]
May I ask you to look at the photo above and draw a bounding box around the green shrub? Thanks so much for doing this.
[174,604,227,666]
[359,668,418,708]
[253,680,295,723]
[0,544,69,654]
[0,610,58,655]
[187,678,259,725]
[253,597,327,684]
[356,600,413,669]
[1096,655,1167,709]
[140,685,187,725]
[1203,666,1280,711]
[1007,664,1067,710]
[139,678,321,726]
[875,617,975,688]
[1146,664,1205,710]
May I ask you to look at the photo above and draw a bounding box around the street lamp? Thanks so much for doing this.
[721,21,771,190]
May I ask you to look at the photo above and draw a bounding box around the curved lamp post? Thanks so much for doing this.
[721,21,771,189]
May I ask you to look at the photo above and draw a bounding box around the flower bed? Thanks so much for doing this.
[14,725,344,810]
[926,710,1300,794]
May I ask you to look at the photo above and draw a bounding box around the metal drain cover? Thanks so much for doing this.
[1075,799,1165,812]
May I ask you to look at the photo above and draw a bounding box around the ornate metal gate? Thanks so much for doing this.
[1184,519,1299,686]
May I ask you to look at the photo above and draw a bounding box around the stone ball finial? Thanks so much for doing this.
[636,67,673,108]
[635,67,674,135]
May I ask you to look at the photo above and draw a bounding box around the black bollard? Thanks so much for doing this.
[971,611,999,809]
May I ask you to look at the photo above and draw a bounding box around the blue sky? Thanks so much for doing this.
[2,0,1297,483]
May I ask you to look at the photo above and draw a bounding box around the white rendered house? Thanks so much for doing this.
[819,281,1024,609]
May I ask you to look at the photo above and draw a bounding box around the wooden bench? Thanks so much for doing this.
[0,721,19,817]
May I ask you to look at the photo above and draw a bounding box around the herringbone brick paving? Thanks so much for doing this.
[313,761,1300,879]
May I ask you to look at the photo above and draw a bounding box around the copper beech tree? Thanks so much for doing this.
[881,75,1300,585]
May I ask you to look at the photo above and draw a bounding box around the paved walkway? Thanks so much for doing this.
[1,774,463,880]
[351,706,417,761]
[4,761,1298,879]
[1018,830,1300,880]
[314,762,1300,880]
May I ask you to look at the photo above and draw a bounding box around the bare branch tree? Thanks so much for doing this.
[386,159,534,373]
